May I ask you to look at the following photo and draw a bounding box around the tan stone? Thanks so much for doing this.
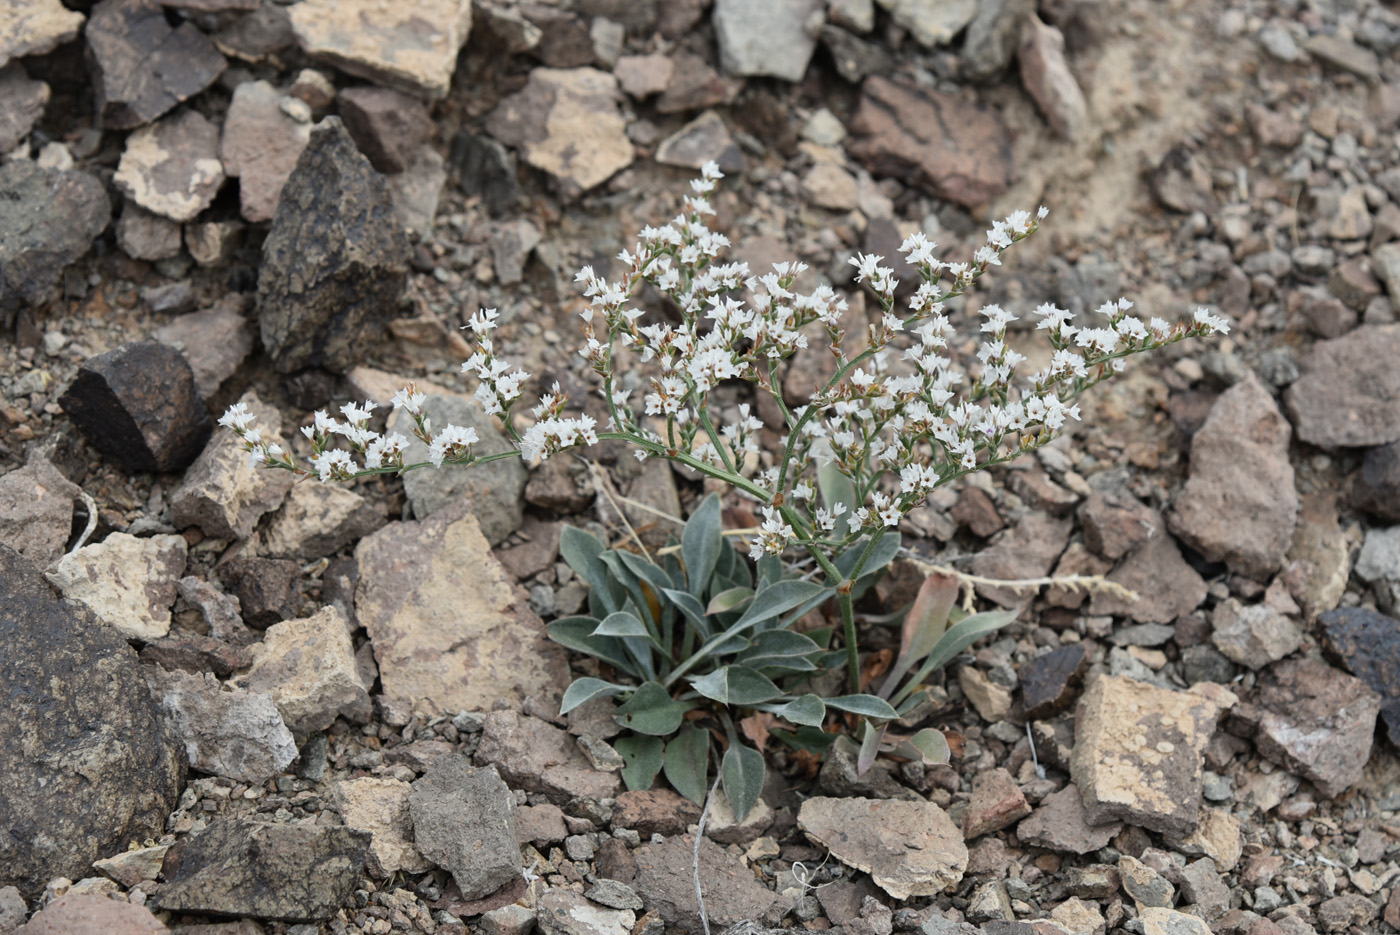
[1049,896,1104,934]
[0,0,85,69]
[802,162,859,211]
[44,533,187,641]
[1140,907,1211,935]
[334,776,432,876]
[959,665,1013,722]
[1180,807,1242,872]
[260,481,384,561]
[797,796,967,899]
[220,80,312,223]
[92,844,169,887]
[114,110,225,222]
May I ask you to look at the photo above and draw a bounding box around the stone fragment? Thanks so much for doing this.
[333,777,430,877]
[959,666,1013,722]
[1071,676,1218,836]
[1170,377,1297,578]
[116,203,182,260]
[490,217,540,286]
[411,758,518,899]
[1284,491,1350,618]
[170,393,292,540]
[92,843,169,887]
[712,0,822,81]
[355,503,566,722]
[1316,893,1378,932]
[820,24,892,83]
[153,295,254,399]
[632,835,780,932]
[258,118,409,375]
[1088,521,1207,624]
[1021,643,1088,720]
[1048,896,1104,935]
[147,667,297,783]
[211,0,294,61]
[1232,658,1379,797]
[59,342,211,473]
[798,797,967,900]
[155,819,369,921]
[611,789,701,839]
[450,130,522,217]
[1150,146,1215,215]
[473,710,619,801]
[486,67,633,198]
[0,455,82,569]
[388,146,447,237]
[0,545,184,900]
[221,80,313,223]
[1320,606,1400,745]
[1285,325,1400,448]
[849,76,1012,208]
[704,788,774,845]
[114,110,224,222]
[886,0,974,47]
[338,85,434,174]
[0,162,110,324]
[1179,807,1241,871]
[538,888,634,935]
[655,51,740,114]
[44,533,186,641]
[583,879,643,911]
[218,556,299,628]
[260,482,384,561]
[1080,491,1154,560]
[962,0,1035,82]
[802,161,859,211]
[614,54,672,98]
[970,512,1072,609]
[87,0,225,130]
[233,605,369,741]
[1016,785,1120,854]
[1209,599,1303,670]
[1119,854,1174,909]
[655,110,745,173]
[963,768,1031,839]
[516,803,568,846]
[140,633,251,678]
[0,0,83,68]
[952,486,1004,537]
[289,0,472,98]
[0,65,49,153]
[16,893,166,935]
[1017,14,1087,140]
[1179,857,1229,919]
[1139,907,1211,935]
[1305,34,1380,80]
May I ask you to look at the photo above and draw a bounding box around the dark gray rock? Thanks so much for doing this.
[86,0,227,130]
[1354,440,1400,522]
[58,341,211,473]
[0,161,110,326]
[0,455,82,569]
[410,758,518,899]
[819,25,893,84]
[156,818,370,921]
[1320,606,1400,746]
[961,0,1035,83]
[449,131,523,218]
[1020,643,1088,720]
[257,118,409,374]
[0,544,185,900]
[218,556,300,629]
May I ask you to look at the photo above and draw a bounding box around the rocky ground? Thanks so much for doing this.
[2,0,1400,934]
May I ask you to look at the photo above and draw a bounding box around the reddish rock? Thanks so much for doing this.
[963,768,1031,839]
[338,85,434,174]
[1006,468,1077,516]
[1246,103,1303,148]
[612,789,703,839]
[1021,643,1088,720]
[473,710,620,802]
[220,80,312,223]
[632,835,780,932]
[1285,324,1400,449]
[656,51,738,114]
[1016,786,1121,854]
[952,486,1003,537]
[18,893,167,935]
[970,512,1072,609]
[1017,14,1087,140]
[1079,491,1155,560]
[849,76,1013,208]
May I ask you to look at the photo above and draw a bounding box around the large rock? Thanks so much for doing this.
[0,455,83,569]
[1087,514,1208,624]
[44,533,187,641]
[289,0,472,99]
[86,0,226,130]
[114,109,225,222]
[221,80,313,223]
[152,294,256,399]
[1016,785,1121,854]
[473,710,621,801]
[0,544,184,900]
[0,65,50,153]
[1285,324,1400,448]
[58,342,212,473]
[537,889,635,935]
[16,893,167,935]
[798,797,967,900]
[1169,377,1297,579]
[156,819,370,922]
[355,502,568,723]
[712,0,823,81]
[0,0,84,69]
[258,118,409,374]
[389,393,526,544]
[486,67,633,199]
[632,835,781,932]
[147,668,296,784]
[0,161,110,325]
[170,392,293,540]
[410,758,519,899]
[849,76,1013,208]
[1320,606,1400,745]
[1070,675,1219,836]
[259,481,385,561]
[338,84,434,174]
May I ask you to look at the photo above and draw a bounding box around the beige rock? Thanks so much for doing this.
[355,502,569,723]
[234,605,369,740]
[44,533,187,641]
[114,110,225,222]
[1070,674,1218,836]
[797,796,967,899]
[169,391,293,540]
[890,0,975,47]
[1017,14,1088,141]
[220,80,312,222]
[334,776,432,876]
[1140,907,1211,935]
[0,0,85,69]
[1180,807,1242,872]
[289,0,472,99]
[0,455,83,569]
[152,295,254,399]
[92,844,169,887]
[16,892,166,935]
[260,481,384,562]
[704,788,775,846]
[1049,896,1104,934]
[802,161,859,211]
[959,666,1012,722]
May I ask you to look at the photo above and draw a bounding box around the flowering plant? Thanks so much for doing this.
[223,162,1227,702]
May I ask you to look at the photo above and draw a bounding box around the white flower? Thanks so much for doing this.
[792,481,814,501]
[1193,307,1231,334]
[468,307,500,334]
[311,449,354,482]
[218,402,254,432]
[391,386,427,415]
[428,424,479,467]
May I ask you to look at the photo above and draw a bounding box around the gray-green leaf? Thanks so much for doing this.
[559,677,627,715]
[664,725,710,806]
[721,743,765,822]
[734,579,829,630]
[766,693,826,727]
[682,493,723,599]
[616,735,664,791]
[689,666,784,706]
[825,694,900,720]
[613,682,690,736]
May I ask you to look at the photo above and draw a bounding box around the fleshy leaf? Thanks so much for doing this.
[734,579,829,630]
[683,493,723,599]
[765,693,826,727]
[825,694,900,720]
[613,681,690,736]
[591,611,652,639]
[560,677,627,715]
[689,666,784,706]
[856,720,885,776]
[721,743,765,822]
[905,727,951,765]
[616,735,664,791]
[664,724,710,805]
[706,586,753,617]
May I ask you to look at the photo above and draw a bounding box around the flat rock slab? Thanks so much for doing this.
[1070,675,1219,836]
[0,544,184,900]
[0,161,110,324]
[1016,785,1121,854]
[147,667,296,784]
[0,0,85,69]
[354,502,568,723]
[537,888,635,935]
[712,0,823,81]
[339,84,434,173]
[152,294,255,399]
[221,80,312,223]
[0,455,82,569]
[1320,606,1400,745]
[655,110,745,174]
[1087,512,1207,624]
[797,796,968,900]
[335,776,430,877]
[1232,657,1380,797]
[44,532,187,641]
[114,109,225,221]
[1021,643,1088,720]
[259,480,385,562]
[58,341,211,473]
[86,0,226,130]
[849,76,1013,208]
[410,758,518,899]
[1285,324,1400,448]
[16,893,166,935]
[257,117,409,374]
[486,67,633,199]
[1169,377,1297,579]
[963,768,1031,839]
[156,819,370,921]
[289,0,472,98]
[0,65,50,153]
[632,834,780,933]
[473,709,620,802]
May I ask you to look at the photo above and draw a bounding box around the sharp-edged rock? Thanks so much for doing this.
[152,294,255,399]
[0,455,82,569]
[655,110,746,173]
[473,709,620,801]
[1087,514,1208,624]
[797,797,967,900]
[0,0,85,69]
[86,0,225,129]
[1320,605,1400,745]
[44,533,187,641]
[1016,785,1121,854]
[410,758,519,899]
[114,109,224,222]
[147,667,297,783]
[1285,324,1400,448]
[338,84,434,174]
[220,79,313,223]
[14,893,167,935]
[334,776,432,877]
[538,888,636,935]
[1209,598,1303,670]
[631,835,780,932]
[1017,14,1088,140]
[259,481,385,562]
[0,64,49,153]
[388,145,448,237]
[712,0,823,81]
[1020,643,1088,720]
[115,202,183,260]
[1355,440,1400,522]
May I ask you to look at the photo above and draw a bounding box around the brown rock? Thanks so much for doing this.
[963,768,1031,839]
[18,893,167,935]
[218,556,300,629]
[1045,542,1113,609]
[139,634,250,679]
[473,709,620,801]
[631,835,779,932]
[115,203,182,261]
[1017,14,1087,140]
[1150,146,1215,215]
[86,0,225,130]
[152,295,254,399]
[1209,599,1303,670]
[1295,288,1357,340]
[494,517,562,582]
[114,110,224,222]
[1021,643,1088,720]
[1315,893,1378,933]
[338,85,434,174]
[611,790,702,839]
[952,485,1004,537]
[259,481,384,562]
[1246,103,1304,148]
[798,796,968,899]
[220,80,312,223]
[613,54,672,99]
[1329,256,1382,311]
[654,110,745,174]
[1088,518,1207,624]
[1079,491,1154,560]
[0,65,49,153]
[0,455,82,570]
[515,803,568,846]
[849,76,1013,208]
[656,51,738,114]
[1006,467,1077,516]
[970,512,1072,609]
[1285,324,1400,448]
[1016,785,1121,854]
[334,776,431,876]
